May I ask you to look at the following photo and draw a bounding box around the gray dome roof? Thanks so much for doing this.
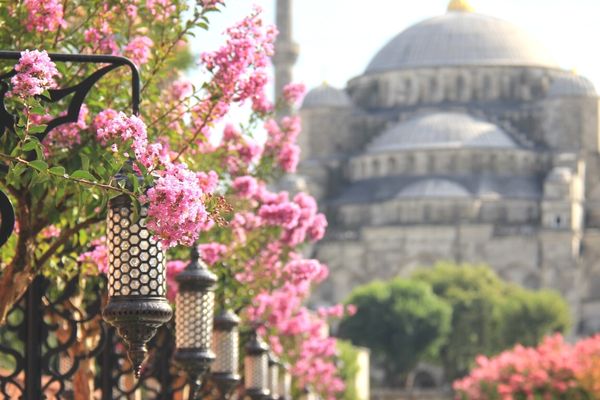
[301,84,352,109]
[367,112,517,153]
[366,12,557,73]
[548,75,597,98]
[397,179,470,199]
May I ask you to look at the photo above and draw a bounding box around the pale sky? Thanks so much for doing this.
[192,0,600,97]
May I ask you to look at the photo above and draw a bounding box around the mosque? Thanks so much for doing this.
[273,0,600,334]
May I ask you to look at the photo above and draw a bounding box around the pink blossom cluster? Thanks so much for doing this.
[198,242,228,265]
[94,110,155,166]
[10,50,59,98]
[453,334,600,399]
[199,0,225,9]
[84,22,119,55]
[193,7,277,132]
[146,0,176,21]
[79,238,109,275]
[166,260,187,301]
[216,124,263,175]
[43,105,89,155]
[264,117,302,173]
[23,0,65,33]
[247,284,346,399]
[124,36,154,66]
[282,82,306,105]
[143,163,215,248]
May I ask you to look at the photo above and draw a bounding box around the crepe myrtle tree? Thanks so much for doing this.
[0,1,345,398]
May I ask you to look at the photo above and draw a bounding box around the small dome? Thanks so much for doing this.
[397,179,470,199]
[548,75,597,98]
[366,12,557,73]
[301,83,352,109]
[367,112,517,153]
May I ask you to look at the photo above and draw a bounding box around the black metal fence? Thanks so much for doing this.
[0,275,186,399]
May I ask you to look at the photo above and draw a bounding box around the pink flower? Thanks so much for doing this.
[24,0,65,33]
[233,176,259,198]
[40,225,61,239]
[166,260,187,302]
[143,163,213,248]
[278,143,300,173]
[79,238,108,275]
[308,213,327,242]
[171,78,193,100]
[146,0,176,21]
[94,111,152,166]
[124,36,154,66]
[198,243,228,265]
[10,50,59,98]
[259,202,301,229]
[283,83,306,105]
[84,23,119,54]
[43,104,89,155]
[199,0,224,8]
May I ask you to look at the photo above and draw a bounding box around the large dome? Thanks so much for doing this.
[367,112,517,153]
[366,11,557,73]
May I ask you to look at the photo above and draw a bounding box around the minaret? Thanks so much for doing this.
[273,0,299,103]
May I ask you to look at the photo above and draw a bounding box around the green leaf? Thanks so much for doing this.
[21,139,41,152]
[28,125,47,134]
[48,166,66,176]
[29,160,48,172]
[71,170,96,181]
[80,154,90,171]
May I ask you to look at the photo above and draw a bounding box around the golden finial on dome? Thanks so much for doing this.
[447,0,474,12]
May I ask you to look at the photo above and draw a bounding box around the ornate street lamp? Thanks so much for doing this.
[244,330,270,400]
[267,352,281,400]
[103,170,172,378]
[173,246,217,399]
[211,309,241,398]
[278,363,292,400]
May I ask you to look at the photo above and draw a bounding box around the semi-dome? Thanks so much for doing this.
[366,10,557,73]
[548,74,597,98]
[367,112,517,153]
[397,179,470,199]
[301,83,352,109]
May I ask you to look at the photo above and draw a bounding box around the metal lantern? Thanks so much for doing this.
[244,331,270,400]
[267,352,281,400]
[173,246,217,398]
[103,172,173,378]
[211,309,241,398]
[278,363,292,400]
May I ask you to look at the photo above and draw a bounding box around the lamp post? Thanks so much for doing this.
[244,330,270,400]
[173,246,217,399]
[211,309,241,398]
[267,352,280,400]
[103,169,172,378]
[278,363,292,400]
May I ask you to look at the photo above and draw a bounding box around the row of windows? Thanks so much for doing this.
[350,152,542,180]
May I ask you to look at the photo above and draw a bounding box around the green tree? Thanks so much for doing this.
[338,278,451,386]
[412,262,571,380]
[499,285,570,348]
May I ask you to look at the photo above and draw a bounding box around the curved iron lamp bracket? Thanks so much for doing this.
[0,50,141,248]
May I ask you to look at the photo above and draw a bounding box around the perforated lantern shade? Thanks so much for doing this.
[244,332,270,399]
[278,365,292,400]
[174,247,217,390]
[103,192,173,378]
[211,310,241,397]
[268,353,280,400]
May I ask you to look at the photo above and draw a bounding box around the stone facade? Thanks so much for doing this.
[297,3,600,334]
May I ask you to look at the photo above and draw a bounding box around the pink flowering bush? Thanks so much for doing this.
[0,1,347,398]
[453,334,600,399]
